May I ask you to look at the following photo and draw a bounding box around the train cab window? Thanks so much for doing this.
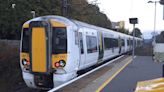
[52,27,67,54]
[86,36,97,53]
[79,32,84,54]
[22,28,29,52]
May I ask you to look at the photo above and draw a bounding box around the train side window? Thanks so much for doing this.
[75,31,79,45]
[122,39,125,46]
[52,27,67,54]
[22,28,29,52]
[113,39,118,47]
[79,32,84,54]
[104,37,113,49]
[104,38,110,50]
[86,36,97,53]
[130,40,133,46]
[127,39,130,46]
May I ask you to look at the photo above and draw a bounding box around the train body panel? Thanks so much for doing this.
[20,15,143,89]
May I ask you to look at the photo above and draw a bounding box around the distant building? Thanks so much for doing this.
[111,21,125,31]
[111,22,119,30]
[119,21,125,29]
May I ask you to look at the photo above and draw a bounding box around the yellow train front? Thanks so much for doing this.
[20,16,79,89]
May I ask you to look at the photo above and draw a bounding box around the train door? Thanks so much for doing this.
[98,32,104,62]
[118,36,122,54]
[125,38,128,52]
[78,28,86,69]
[85,28,98,66]
[122,38,125,53]
[29,21,49,73]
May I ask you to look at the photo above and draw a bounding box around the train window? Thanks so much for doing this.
[104,38,112,49]
[52,27,67,54]
[135,40,137,47]
[86,36,97,53]
[127,39,130,46]
[130,40,133,45]
[121,39,125,46]
[79,32,84,54]
[75,31,79,45]
[113,39,118,47]
[104,38,118,49]
[137,40,139,46]
[22,28,29,52]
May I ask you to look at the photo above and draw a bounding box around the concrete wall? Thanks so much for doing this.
[0,40,20,48]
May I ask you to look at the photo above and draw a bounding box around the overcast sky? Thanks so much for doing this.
[88,0,164,39]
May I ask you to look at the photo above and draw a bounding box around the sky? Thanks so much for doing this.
[88,0,164,39]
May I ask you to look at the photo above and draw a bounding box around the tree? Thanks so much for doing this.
[130,28,142,38]
[0,0,112,40]
[156,31,164,43]
[160,0,164,5]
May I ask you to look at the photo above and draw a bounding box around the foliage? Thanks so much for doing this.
[0,0,112,39]
[118,28,129,35]
[0,0,61,39]
[156,31,164,43]
[130,28,142,38]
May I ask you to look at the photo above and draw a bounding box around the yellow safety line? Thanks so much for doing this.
[96,58,132,92]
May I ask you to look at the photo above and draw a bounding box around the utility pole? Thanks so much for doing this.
[148,1,159,46]
[61,0,69,17]
[11,3,17,39]
[129,18,138,60]
[31,11,36,18]
[132,24,135,60]
[159,0,164,19]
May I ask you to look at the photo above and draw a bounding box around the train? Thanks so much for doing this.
[20,15,142,89]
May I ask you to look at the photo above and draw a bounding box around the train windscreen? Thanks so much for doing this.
[52,27,67,54]
[22,28,29,52]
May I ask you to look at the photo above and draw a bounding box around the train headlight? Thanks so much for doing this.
[22,59,30,66]
[22,59,27,65]
[54,60,66,68]
[22,59,30,71]
[59,60,66,67]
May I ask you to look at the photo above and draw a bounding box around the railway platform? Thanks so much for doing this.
[56,56,164,92]
[98,56,164,92]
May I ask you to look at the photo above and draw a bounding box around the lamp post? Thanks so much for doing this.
[11,3,17,39]
[129,18,138,60]
[31,11,36,18]
[11,3,16,9]
[148,1,159,45]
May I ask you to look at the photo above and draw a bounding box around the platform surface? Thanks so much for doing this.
[100,56,164,92]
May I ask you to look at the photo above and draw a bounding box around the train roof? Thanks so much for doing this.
[23,15,142,40]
